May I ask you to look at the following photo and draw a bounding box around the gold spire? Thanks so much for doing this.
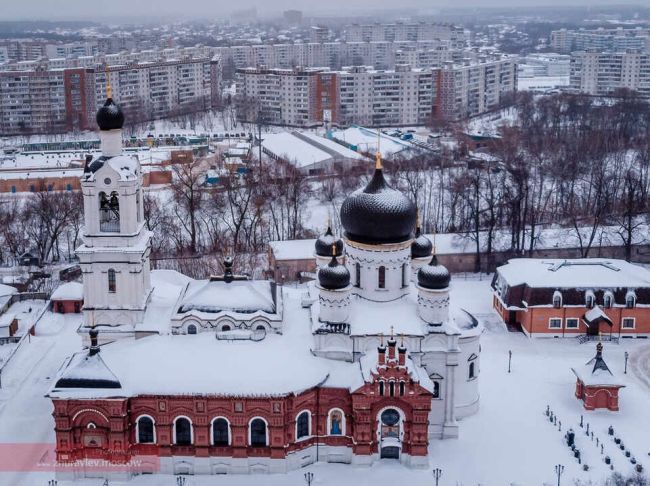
[380,333,384,346]
[432,224,437,255]
[331,242,337,257]
[375,128,382,170]
[416,208,421,230]
[105,65,113,99]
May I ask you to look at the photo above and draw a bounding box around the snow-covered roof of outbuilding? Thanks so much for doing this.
[571,343,625,388]
[497,258,650,289]
[178,279,279,316]
[51,282,83,301]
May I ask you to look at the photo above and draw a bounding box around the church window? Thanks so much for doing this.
[469,362,476,380]
[187,324,197,335]
[212,418,229,446]
[378,266,386,289]
[99,191,120,232]
[355,263,361,287]
[221,324,231,332]
[603,292,613,309]
[108,269,116,293]
[379,380,385,396]
[86,422,97,429]
[328,409,344,435]
[432,381,440,398]
[399,381,405,396]
[136,189,142,223]
[296,411,310,440]
[585,292,595,309]
[249,418,267,447]
[174,417,192,445]
[136,416,155,444]
[402,263,408,288]
[389,381,395,397]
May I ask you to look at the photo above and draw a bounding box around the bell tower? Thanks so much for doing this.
[76,79,152,340]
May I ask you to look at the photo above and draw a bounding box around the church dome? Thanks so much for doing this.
[318,256,350,290]
[315,225,343,257]
[411,226,432,258]
[417,255,450,290]
[340,167,416,244]
[96,97,124,131]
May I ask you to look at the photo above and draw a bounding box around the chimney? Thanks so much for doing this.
[89,328,100,356]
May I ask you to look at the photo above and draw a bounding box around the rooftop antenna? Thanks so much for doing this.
[375,128,382,170]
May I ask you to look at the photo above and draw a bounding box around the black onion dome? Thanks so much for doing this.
[418,254,450,290]
[340,168,417,244]
[315,226,343,257]
[411,226,433,258]
[318,256,350,290]
[96,97,124,131]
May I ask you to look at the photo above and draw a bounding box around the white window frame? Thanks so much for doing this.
[173,416,193,445]
[603,291,614,309]
[295,410,312,442]
[548,318,563,329]
[565,318,579,329]
[326,408,346,436]
[210,416,231,446]
[135,414,156,444]
[248,416,269,447]
[622,317,635,330]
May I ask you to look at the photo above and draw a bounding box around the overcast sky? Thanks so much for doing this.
[2,0,646,22]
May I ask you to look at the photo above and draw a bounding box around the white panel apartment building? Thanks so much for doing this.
[551,28,650,54]
[338,65,434,127]
[570,49,650,97]
[433,56,518,121]
[344,22,466,48]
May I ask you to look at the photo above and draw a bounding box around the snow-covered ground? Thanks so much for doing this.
[1,277,649,486]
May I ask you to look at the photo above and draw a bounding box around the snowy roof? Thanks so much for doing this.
[330,127,412,157]
[51,282,83,301]
[359,349,434,393]
[0,283,17,298]
[85,154,140,182]
[136,270,192,334]
[269,239,317,260]
[52,352,122,391]
[583,306,613,326]
[178,279,279,316]
[261,132,363,169]
[497,258,650,289]
[572,344,624,387]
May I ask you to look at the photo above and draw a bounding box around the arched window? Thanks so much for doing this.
[432,381,440,398]
[108,269,116,293]
[469,362,476,380]
[402,263,408,288]
[378,266,386,289]
[585,291,595,309]
[328,409,345,435]
[187,324,197,335]
[249,418,267,447]
[99,191,120,232]
[355,262,361,287]
[399,381,405,397]
[136,189,142,223]
[603,292,613,309]
[212,418,230,446]
[87,422,97,429]
[552,291,562,309]
[296,411,310,440]
[389,381,395,397]
[626,292,636,309]
[221,324,231,332]
[136,416,155,444]
[174,417,192,445]
[256,324,266,331]
[378,380,385,396]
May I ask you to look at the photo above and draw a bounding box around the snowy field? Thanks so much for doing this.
[1,276,649,486]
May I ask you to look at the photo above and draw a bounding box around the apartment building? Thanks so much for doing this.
[344,22,466,48]
[570,49,650,97]
[551,28,650,54]
[235,67,323,127]
[0,56,221,135]
[433,56,518,121]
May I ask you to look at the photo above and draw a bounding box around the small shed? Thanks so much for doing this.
[50,282,83,314]
[571,342,624,411]
[0,313,18,337]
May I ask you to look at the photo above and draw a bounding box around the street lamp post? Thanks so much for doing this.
[624,351,629,374]
[555,464,565,486]
[508,350,512,373]
[304,471,314,486]
[433,467,443,486]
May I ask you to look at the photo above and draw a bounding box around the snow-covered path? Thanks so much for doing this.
[629,343,650,391]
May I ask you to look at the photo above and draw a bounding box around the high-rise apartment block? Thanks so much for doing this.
[570,50,650,97]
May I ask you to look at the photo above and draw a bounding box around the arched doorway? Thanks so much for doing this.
[378,408,402,460]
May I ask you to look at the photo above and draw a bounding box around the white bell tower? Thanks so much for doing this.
[76,82,152,341]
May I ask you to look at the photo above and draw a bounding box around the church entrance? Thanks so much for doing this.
[378,408,402,460]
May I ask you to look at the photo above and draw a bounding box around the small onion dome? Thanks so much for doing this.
[96,97,124,131]
[411,225,432,258]
[340,167,417,244]
[315,225,343,257]
[318,255,350,290]
[417,254,450,290]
